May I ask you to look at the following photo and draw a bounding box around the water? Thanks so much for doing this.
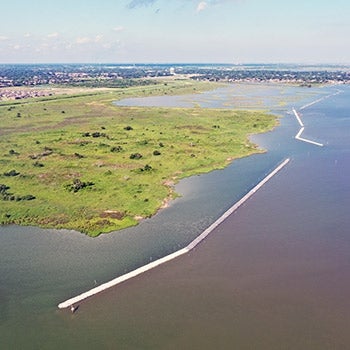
[1,83,349,349]
[115,83,324,111]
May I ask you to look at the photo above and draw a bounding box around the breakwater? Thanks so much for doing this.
[292,108,324,147]
[293,89,343,147]
[58,158,290,309]
[300,89,342,110]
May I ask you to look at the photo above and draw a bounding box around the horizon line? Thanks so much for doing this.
[1,62,350,66]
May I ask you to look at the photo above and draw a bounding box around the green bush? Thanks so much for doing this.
[65,179,95,193]
[4,169,20,177]
[130,153,142,160]
[111,145,123,152]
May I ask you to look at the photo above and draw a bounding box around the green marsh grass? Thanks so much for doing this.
[0,81,278,236]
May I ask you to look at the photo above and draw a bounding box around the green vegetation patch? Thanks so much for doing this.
[0,81,278,236]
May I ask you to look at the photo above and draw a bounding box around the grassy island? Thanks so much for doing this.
[0,80,278,236]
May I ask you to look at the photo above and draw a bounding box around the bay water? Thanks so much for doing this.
[1,83,349,349]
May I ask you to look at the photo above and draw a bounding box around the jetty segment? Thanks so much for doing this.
[292,108,324,147]
[58,158,290,309]
[293,89,343,147]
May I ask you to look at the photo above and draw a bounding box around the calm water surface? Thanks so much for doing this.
[1,83,349,349]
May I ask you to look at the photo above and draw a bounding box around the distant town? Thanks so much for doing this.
[1,63,349,100]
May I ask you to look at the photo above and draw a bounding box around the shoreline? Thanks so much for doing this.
[58,158,290,309]
[0,81,278,236]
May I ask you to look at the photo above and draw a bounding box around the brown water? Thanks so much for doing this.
[60,152,350,350]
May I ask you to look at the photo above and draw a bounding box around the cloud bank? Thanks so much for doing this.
[127,0,157,9]
[126,0,241,10]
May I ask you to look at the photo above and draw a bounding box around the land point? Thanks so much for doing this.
[0,74,279,236]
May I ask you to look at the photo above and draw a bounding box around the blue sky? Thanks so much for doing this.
[0,0,349,64]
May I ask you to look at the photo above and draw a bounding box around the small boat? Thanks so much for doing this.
[70,304,77,313]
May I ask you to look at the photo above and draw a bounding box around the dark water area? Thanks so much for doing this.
[1,84,349,349]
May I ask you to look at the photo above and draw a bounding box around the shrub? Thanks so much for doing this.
[139,164,152,172]
[4,170,20,177]
[74,153,84,159]
[41,149,53,157]
[22,194,36,201]
[3,194,15,201]
[153,150,161,156]
[124,126,133,131]
[130,153,142,160]
[82,132,107,138]
[92,132,106,138]
[111,146,123,152]
[0,184,35,201]
[17,194,36,201]
[65,179,95,193]
[0,184,10,194]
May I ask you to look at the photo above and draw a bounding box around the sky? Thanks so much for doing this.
[0,0,349,64]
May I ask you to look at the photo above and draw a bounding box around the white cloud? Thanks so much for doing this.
[76,37,91,45]
[102,40,121,50]
[47,32,59,38]
[125,0,242,15]
[196,1,208,12]
[113,26,124,32]
[75,35,104,45]
[196,0,241,11]
[0,35,9,41]
[127,0,156,9]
